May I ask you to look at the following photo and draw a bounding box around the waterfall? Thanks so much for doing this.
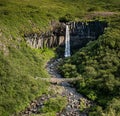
[64,25,71,57]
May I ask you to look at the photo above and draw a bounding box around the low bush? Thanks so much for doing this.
[39,96,67,115]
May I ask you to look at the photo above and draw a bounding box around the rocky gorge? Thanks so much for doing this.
[24,21,107,55]
[17,20,108,115]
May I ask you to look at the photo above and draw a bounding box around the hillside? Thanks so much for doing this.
[0,0,120,115]
[0,0,120,35]
[59,15,120,115]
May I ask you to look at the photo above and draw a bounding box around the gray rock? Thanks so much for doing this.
[69,92,73,96]
[60,114,65,116]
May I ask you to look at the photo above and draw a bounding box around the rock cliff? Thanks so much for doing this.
[24,21,107,51]
[70,21,107,51]
[24,23,66,48]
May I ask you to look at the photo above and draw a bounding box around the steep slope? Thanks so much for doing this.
[0,38,55,115]
[59,16,120,115]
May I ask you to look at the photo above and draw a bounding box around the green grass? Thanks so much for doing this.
[0,41,55,115]
[0,0,120,36]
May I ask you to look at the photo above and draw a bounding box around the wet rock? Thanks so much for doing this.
[24,110,29,114]
[32,108,37,113]
[69,92,73,96]
[66,105,71,110]
[71,104,74,108]
[41,97,45,100]
[61,114,65,116]
[39,102,43,106]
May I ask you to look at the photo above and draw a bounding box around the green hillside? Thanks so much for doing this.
[59,16,120,115]
[0,0,120,115]
[0,0,120,36]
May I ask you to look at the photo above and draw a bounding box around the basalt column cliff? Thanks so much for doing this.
[24,21,107,51]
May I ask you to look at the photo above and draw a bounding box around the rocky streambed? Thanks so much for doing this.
[46,59,93,116]
[19,59,93,116]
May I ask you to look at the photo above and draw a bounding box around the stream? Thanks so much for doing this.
[46,58,92,116]
[19,58,93,116]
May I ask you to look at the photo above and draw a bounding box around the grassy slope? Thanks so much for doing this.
[0,0,120,115]
[0,43,55,115]
[0,0,119,35]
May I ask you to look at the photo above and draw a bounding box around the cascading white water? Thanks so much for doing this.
[64,25,71,57]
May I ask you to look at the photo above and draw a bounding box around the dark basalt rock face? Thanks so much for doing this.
[70,21,107,53]
[24,21,107,54]
[24,23,66,49]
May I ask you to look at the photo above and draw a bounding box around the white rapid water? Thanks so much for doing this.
[64,25,71,57]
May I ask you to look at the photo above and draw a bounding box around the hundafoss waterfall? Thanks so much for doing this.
[64,25,71,57]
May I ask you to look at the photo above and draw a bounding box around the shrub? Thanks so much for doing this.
[59,13,73,23]
[40,96,67,115]
[89,105,104,116]
[60,63,78,78]
[79,98,90,112]
[84,66,97,78]
[87,91,97,100]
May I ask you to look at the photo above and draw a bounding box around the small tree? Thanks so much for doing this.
[60,63,78,78]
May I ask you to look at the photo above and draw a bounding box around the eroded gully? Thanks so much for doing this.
[46,58,93,116]
[20,58,93,116]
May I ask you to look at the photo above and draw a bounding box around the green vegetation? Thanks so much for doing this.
[59,15,120,115]
[59,63,78,78]
[0,0,120,36]
[39,96,67,116]
[79,98,90,112]
[0,43,55,115]
[0,0,120,115]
